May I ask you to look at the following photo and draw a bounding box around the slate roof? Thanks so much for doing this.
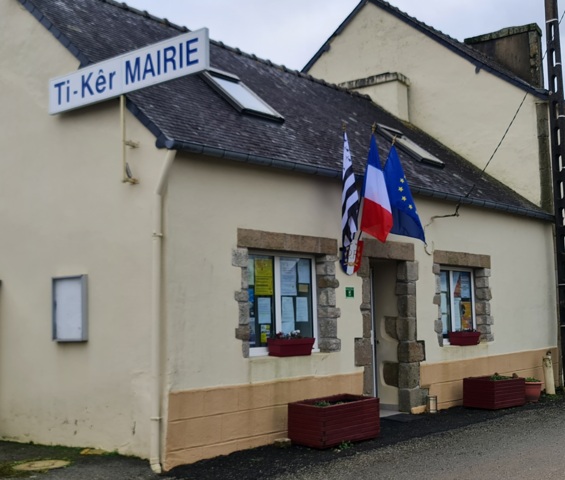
[303,0,548,99]
[20,0,552,220]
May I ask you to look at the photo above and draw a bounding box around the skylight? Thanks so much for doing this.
[203,69,283,122]
[378,124,445,168]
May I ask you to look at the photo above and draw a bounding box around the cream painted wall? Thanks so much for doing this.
[164,152,556,397]
[413,198,557,364]
[308,3,545,207]
[0,0,167,457]
[164,154,365,392]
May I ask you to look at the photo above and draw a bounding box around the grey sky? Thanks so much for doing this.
[123,1,551,71]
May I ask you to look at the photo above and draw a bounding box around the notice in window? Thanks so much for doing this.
[460,301,472,330]
[297,259,310,284]
[296,297,308,323]
[280,258,298,296]
[255,258,273,295]
[281,296,295,332]
[260,324,271,344]
[257,297,272,324]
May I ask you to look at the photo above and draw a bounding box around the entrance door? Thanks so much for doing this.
[371,260,399,411]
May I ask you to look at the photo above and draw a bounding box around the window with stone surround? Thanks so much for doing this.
[433,251,493,345]
[233,229,340,358]
[247,253,316,350]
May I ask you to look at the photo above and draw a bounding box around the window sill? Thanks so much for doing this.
[249,348,320,358]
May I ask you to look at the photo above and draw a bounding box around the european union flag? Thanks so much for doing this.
[383,146,426,243]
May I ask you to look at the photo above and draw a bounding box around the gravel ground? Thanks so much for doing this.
[169,394,565,480]
[270,401,565,480]
[1,394,562,479]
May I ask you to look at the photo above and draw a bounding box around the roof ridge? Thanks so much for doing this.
[369,0,547,95]
[213,40,375,104]
[99,0,190,33]
[19,0,91,66]
[303,0,546,97]
[97,0,369,101]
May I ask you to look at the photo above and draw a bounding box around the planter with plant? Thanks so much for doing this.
[524,377,543,403]
[266,330,315,357]
[287,393,380,449]
[463,373,525,409]
[448,329,481,346]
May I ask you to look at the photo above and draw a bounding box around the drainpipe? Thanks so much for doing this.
[150,149,176,474]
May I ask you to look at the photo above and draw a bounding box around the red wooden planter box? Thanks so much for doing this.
[448,331,481,346]
[463,376,525,409]
[267,338,315,357]
[288,394,380,449]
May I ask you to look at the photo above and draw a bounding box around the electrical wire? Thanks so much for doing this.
[427,8,565,229]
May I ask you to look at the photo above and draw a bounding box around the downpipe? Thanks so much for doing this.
[150,149,176,474]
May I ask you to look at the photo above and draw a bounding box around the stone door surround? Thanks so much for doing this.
[355,239,427,412]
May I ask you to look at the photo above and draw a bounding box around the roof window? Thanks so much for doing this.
[203,69,283,122]
[378,124,445,168]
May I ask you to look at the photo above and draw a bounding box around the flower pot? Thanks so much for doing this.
[288,394,380,449]
[448,331,481,346]
[525,381,542,402]
[267,337,315,357]
[463,375,525,410]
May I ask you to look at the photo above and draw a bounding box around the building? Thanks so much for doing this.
[0,0,558,471]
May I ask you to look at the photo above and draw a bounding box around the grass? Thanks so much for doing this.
[540,386,564,402]
[0,461,33,478]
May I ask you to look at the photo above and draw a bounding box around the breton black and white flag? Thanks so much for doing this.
[340,131,362,275]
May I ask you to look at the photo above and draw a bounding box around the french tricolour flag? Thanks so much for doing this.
[360,134,393,243]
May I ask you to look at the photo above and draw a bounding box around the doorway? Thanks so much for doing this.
[371,260,399,412]
[355,238,426,413]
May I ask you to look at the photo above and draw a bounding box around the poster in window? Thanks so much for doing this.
[255,258,273,295]
[260,324,271,344]
[280,258,298,296]
[281,296,295,332]
[257,297,272,324]
[297,259,310,284]
[460,301,472,330]
[296,297,309,323]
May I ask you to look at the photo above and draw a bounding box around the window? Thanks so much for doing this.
[248,253,316,352]
[440,268,475,335]
[203,69,284,121]
[378,124,445,168]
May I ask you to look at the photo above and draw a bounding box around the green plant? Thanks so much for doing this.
[525,377,541,382]
[489,373,512,381]
[334,440,353,452]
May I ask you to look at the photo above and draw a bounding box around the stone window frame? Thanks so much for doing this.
[233,228,340,358]
[432,250,493,346]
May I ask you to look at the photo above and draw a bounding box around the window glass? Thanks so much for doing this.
[204,70,283,120]
[441,269,475,336]
[440,271,451,334]
[248,254,315,348]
